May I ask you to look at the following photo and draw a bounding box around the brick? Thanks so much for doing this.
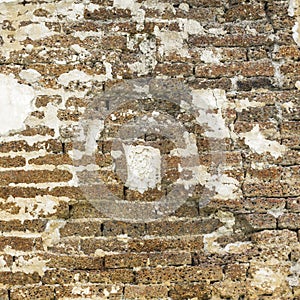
[278,213,300,230]
[188,77,232,91]
[42,270,88,285]
[104,251,191,268]
[80,237,127,255]
[287,198,300,212]
[0,156,26,168]
[168,282,212,300]
[154,63,193,77]
[0,169,73,185]
[124,285,169,299]
[240,198,286,213]
[189,34,274,48]
[84,8,131,20]
[243,182,283,197]
[236,77,272,91]
[136,265,223,283]
[225,3,265,21]
[195,61,274,78]
[224,263,248,281]
[128,235,204,252]
[29,154,72,165]
[102,220,146,237]
[55,284,122,299]
[60,220,101,237]
[89,269,134,283]
[101,35,127,50]
[0,219,47,233]
[10,285,55,300]
[147,218,223,236]
[251,229,298,245]
[243,213,277,230]
[0,237,37,252]
[43,254,104,270]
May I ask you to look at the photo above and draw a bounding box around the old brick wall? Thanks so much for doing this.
[0,0,300,299]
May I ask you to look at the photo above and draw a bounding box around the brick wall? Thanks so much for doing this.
[0,0,300,299]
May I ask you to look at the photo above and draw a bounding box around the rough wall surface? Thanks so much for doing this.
[0,0,300,299]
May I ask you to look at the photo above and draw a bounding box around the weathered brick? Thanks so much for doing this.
[55,284,123,299]
[102,220,146,237]
[89,269,135,283]
[225,3,265,21]
[168,282,212,300]
[147,218,223,236]
[105,251,191,268]
[0,237,37,252]
[278,213,300,230]
[243,213,277,230]
[128,235,204,252]
[80,237,127,255]
[136,265,223,283]
[0,156,26,168]
[195,61,274,78]
[42,270,88,285]
[10,285,55,300]
[29,154,72,165]
[60,220,101,237]
[0,169,73,185]
[124,285,169,299]
[42,254,104,270]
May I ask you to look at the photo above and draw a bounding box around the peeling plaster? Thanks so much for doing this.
[0,74,35,135]
[240,124,287,159]
[124,144,161,193]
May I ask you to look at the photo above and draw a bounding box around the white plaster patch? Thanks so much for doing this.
[192,89,230,139]
[113,0,135,9]
[72,286,91,295]
[0,74,35,135]
[0,195,60,223]
[251,268,283,292]
[234,98,265,112]
[42,220,66,249]
[123,144,161,193]
[240,124,287,159]
[154,26,189,57]
[206,174,241,200]
[15,23,54,41]
[12,256,48,276]
[200,49,222,64]
[19,69,41,83]
[57,69,108,86]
